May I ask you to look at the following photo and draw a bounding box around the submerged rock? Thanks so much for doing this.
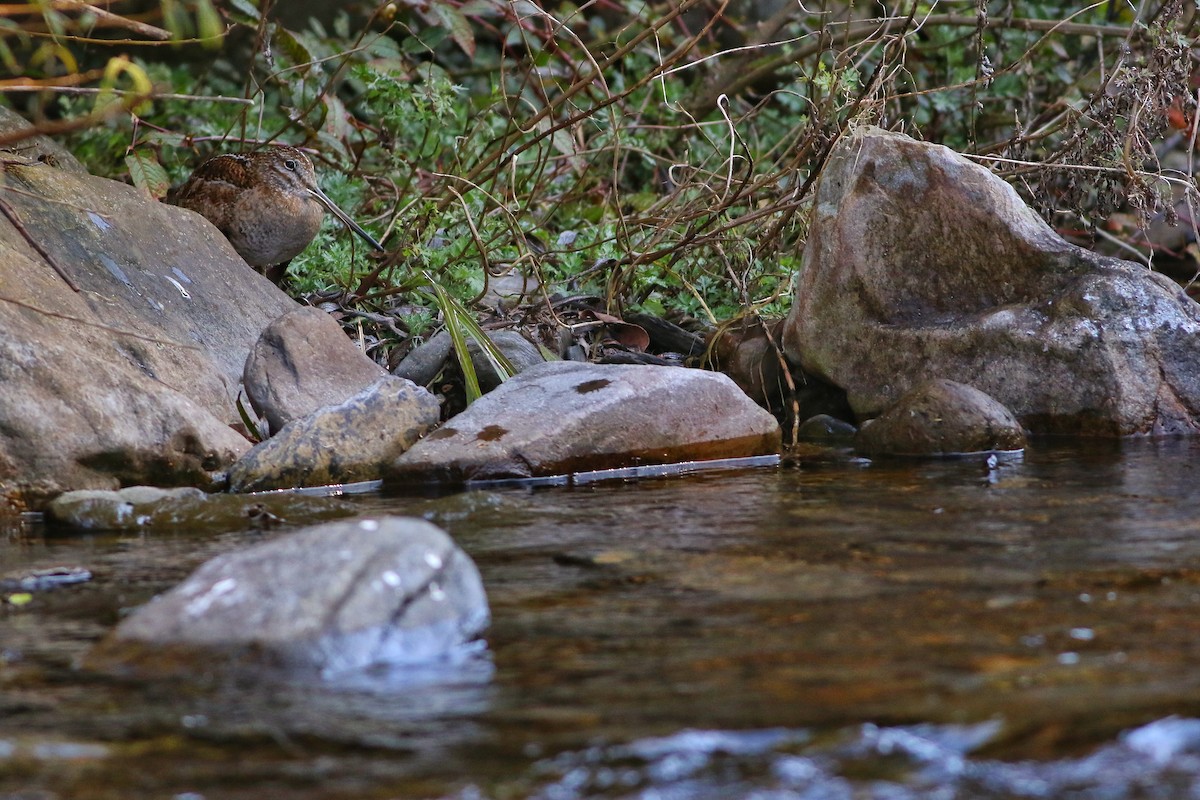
[0,114,297,508]
[94,516,489,675]
[228,376,441,492]
[385,361,781,485]
[44,485,357,532]
[243,305,387,435]
[783,127,1200,436]
[854,378,1027,457]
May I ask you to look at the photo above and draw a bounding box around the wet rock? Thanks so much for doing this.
[783,127,1200,436]
[243,305,387,435]
[0,149,300,508]
[95,516,489,675]
[797,414,857,443]
[228,376,441,492]
[385,361,781,484]
[44,485,357,532]
[854,379,1027,457]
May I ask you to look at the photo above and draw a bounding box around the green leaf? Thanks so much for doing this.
[274,27,315,71]
[194,0,224,46]
[433,4,476,58]
[226,0,261,23]
[421,271,514,404]
[125,150,171,199]
[236,392,263,443]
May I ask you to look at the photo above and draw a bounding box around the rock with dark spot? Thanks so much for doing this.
[243,305,387,435]
[0,133,300,508]
[854,379,1027,457]
[228,376,441,492]
[384,361,781,484]
[45,485,357,532]
[783,127,1200,436]
[92,516,489,675]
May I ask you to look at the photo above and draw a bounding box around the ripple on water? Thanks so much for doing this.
[512,717,1200,799]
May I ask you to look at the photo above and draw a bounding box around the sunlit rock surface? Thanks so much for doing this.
[384,361,781,484]
[228,375,441,492]
[242,305,387,435]
[855,378,1027,456]
[95,516,489,675]
[44,485,357,531]
[0,110,296,507]
[783,127,1200,436]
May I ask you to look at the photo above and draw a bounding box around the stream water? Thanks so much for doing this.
[5,439,1200,798]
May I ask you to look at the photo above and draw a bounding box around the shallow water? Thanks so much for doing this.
[6,439,1200,797]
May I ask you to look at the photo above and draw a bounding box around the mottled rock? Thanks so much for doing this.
[854,379,1027,457]
[783,127,1200,436]
[97,516,489,675]
[385,361,781,484]
[0,150,301,507]
[228,376,441,492]
[45,485,356,532]
[243,305,387,434]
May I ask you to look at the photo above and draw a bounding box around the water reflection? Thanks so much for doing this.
[7,441,1200,797]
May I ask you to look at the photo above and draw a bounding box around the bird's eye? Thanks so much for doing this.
[284,159,298,171]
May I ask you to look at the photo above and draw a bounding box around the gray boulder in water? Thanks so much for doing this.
[98,516,489,676]
[783,127,1200,436]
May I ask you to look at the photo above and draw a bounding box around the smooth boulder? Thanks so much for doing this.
[243,305,388,434]
[385,361,781,484]
[96,516,489,675]
[855,379,1027,456]
[783,127,1200,436]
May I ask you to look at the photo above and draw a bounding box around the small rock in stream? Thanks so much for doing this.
[45,485,356,532]
[227,375,441,493]
[854,378,1027,457]
[90,516,489,676]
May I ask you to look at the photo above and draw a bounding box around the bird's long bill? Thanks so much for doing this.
[306,186,386,252]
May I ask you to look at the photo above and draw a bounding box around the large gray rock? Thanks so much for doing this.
[243,305,387,434]
[228,376,441,492]
[783,128,1200,436]
[385,361,781,484]
[97,516,489,675]
[0,147,299,507]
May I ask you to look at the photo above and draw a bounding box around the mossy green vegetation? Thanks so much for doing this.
[4,0,1197,361]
